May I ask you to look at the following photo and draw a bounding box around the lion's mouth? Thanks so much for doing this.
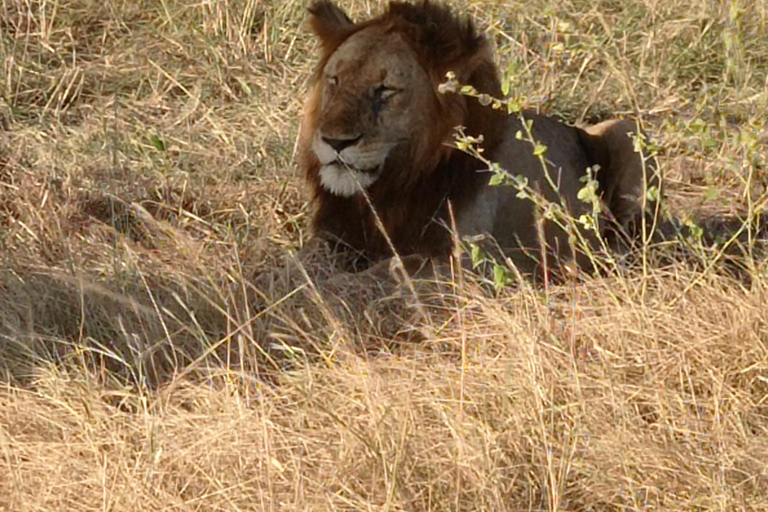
[331,160,380,174]
[318,162,382,197]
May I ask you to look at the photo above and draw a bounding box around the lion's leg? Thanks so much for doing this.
[347,253,435,282]
[579,118,661,245]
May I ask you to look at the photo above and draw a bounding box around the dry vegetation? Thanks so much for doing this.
[1,0,768,510]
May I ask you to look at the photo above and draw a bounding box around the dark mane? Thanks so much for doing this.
[300,1,507,268]
[307,1,497,90]
[380,2,488,77]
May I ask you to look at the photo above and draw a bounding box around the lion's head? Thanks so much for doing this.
[299,0,505,262]
[308,19,442,197]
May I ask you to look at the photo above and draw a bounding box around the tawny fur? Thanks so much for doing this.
[298,0,660,278]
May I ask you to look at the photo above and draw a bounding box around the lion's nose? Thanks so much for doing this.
[321,134,362,153]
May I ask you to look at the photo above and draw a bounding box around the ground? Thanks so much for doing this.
[1,0,768,510]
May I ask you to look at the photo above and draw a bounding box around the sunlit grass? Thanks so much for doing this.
[0,0,767,510]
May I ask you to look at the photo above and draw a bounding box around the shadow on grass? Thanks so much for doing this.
[0,252,429,390]
[0,208,765,392]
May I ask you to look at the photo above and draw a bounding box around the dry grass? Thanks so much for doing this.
[1,0,768,510]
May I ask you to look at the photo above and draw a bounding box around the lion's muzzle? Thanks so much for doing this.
[312,132,398,197]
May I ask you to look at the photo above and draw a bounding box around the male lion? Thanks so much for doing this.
[298,0,660,280]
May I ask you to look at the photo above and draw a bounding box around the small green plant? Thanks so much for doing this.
[440,72,624,283]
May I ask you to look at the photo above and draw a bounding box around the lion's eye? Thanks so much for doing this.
[371,85,398,114]
[375,85,398,101]
[379,86,398,100]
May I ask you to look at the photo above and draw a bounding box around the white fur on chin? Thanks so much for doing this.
[319,164,379,197]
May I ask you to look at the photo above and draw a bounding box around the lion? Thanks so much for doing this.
[297,0,660,281]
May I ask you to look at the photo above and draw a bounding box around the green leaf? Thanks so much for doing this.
[512,175,529,189]
[493,264,511,289]
[507,99,521,114]
[533,143,547,156]
[489,172,506,186]
[577,187,591,203]
[501,77,510,96]
[150,135,166,152]
[471,244,483,268]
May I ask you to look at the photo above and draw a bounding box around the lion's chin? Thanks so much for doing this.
[318,163,380,197]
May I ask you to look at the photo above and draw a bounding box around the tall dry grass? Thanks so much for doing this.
[1,0,767,510]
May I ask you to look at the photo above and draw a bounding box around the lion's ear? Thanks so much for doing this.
[307,1,355,49]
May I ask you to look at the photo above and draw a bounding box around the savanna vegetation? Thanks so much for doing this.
[1,0,767,510]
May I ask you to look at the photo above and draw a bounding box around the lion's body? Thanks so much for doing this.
[299,0,659,277]
[457,112,597,270]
